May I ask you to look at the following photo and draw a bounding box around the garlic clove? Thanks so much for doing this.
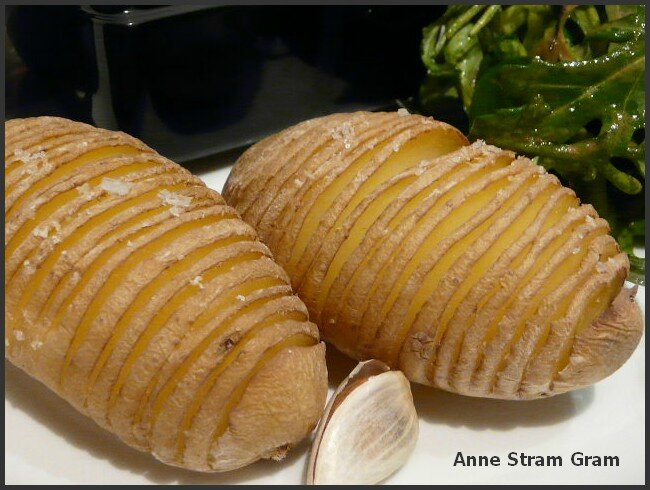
[307,359,419,485]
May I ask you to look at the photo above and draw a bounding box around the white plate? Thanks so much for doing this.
[5,160,645,485]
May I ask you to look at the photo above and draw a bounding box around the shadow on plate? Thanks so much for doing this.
[179,146,247,175]
[325,343,595,430]
[6,342,595,483]
[4,360,307,484]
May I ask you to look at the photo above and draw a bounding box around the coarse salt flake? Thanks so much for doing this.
[236,294,246,302]
[30,340,43,350]
[33,225,50,238]
[14,330,25,341]
[14,148,46,164]
[190,276,205,289]
[169,206,183,217]
[77,183,93,198]
[397,108,410,117]
[22,166,36,177]
[101,177,132,196]
[330,122,356,149]
[158,189,192,208]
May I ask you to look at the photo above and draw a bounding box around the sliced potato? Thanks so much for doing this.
[4,117,328,472]
[223,111,644,400]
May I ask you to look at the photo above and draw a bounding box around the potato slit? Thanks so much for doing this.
[470,210,589,370]
[89,187,205,248]
[376,161,515,335]
[489,223,606,352]
[354,156,512,344]
[237,114,360,218]
[106,251,266,415]
[289,128,464,271]
[286,138,394,269]
[328,151,502,328]
[553,284,618,376]
[425,184,564,385]
[446,192,578,387]
[85,234,256,406]
[242,114,403,235]
[246,120,356,227]
[132,280,292,433]
[13,183,193,331]
[176,315,312,462]
[143,278,287,433]
[7,173,196,282]
[431,183,558,355]
[512,245,620,392]
[256,117,413,241]
[316,175,417,311]
[326,154,488,334]
[204,334,316,466]
[32,199,209,334]
[5,129,98,176]
[481,225,609,391]
[440,187,554,329]
[58,215,228,386]
[5,161,163,262]
[388,173,540,364]
[5,119,92,150]
[7,145,142,220]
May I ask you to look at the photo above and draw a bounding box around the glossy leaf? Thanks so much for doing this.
[419,5,646,283]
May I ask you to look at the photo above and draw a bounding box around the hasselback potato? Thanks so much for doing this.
[4,116,327,472]
[223,111,643,400]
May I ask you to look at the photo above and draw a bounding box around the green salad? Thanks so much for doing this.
[416,5,645,285]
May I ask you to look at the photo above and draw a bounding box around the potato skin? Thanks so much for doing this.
[4,117,328,472]
[223,111,644,400]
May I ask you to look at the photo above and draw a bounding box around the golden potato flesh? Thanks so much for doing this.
[5,117,328,472]
[223,111,643,400]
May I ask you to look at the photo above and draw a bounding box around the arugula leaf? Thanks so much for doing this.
[419,5,646,284]
[469,40,645,195]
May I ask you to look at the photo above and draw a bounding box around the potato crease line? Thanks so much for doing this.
[56,212,229,386]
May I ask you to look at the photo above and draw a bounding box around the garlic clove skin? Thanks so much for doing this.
[307,359,419,485]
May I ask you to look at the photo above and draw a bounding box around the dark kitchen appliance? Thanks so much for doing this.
[5,5,444,162]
